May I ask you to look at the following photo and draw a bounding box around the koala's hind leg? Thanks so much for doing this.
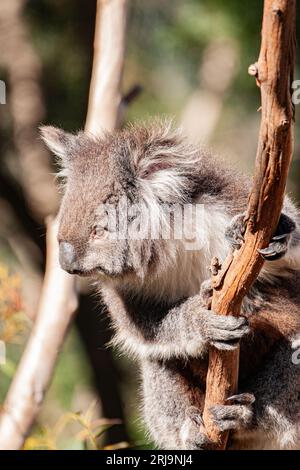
[141,358,212,450]
[232,339,300,449]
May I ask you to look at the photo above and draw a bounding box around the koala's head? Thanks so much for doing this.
[40,122,197,281]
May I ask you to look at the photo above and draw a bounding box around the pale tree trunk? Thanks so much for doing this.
[0,0,128,450]
[181,39,238,143]
[202,0,296,449]
[0,219,78,450]
[85,0,127,134]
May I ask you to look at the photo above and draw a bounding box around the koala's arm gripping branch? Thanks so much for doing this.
[202,0,296,449]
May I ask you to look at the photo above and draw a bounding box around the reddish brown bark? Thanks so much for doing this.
[202,0,296,449]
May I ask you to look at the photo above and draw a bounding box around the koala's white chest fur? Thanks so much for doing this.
[141,204,231,304]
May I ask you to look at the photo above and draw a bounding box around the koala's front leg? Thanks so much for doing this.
[103,284,249,362]
[148,290,250,360]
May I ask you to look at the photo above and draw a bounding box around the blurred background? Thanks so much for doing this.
[0,0,299,450]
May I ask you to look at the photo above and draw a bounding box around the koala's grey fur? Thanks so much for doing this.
[41,121,300,449]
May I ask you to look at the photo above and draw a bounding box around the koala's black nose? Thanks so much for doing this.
[59,241,78,273]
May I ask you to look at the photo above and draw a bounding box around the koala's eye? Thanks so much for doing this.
[91,225,108,239]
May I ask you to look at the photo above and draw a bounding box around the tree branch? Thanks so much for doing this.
[202,0,296,449]
[0,0,128,449]
[85,0,127,134]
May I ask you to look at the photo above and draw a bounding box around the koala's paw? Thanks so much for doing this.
[258,213,296,261]
[226,212,296,261]
[203,313,250,351]
[209,393,255,432]
[225,212,247,251]
[180,406,214,450]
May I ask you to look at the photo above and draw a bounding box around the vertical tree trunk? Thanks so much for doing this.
[85,0,127,134]
[202,0,296,449]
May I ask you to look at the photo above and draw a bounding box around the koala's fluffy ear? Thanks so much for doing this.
[135,124,195,202]
[137,154,185,202]
[39,126,77,162]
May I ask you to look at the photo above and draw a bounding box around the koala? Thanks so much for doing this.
[41,121,300,450]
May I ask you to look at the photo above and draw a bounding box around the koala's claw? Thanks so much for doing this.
[258,213,295,261]
[225,393,255,406]
[258,240,289,260]
[181,406,214,450]
[206,314,250,351]
[210,393,255,432]
[186,406,205,426]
